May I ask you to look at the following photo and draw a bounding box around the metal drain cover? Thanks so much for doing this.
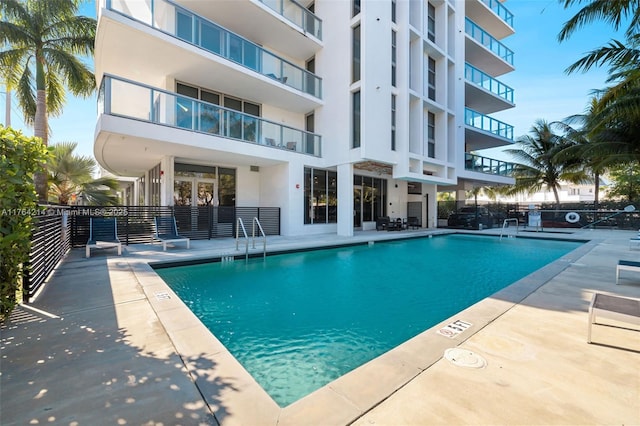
[444,348,487,369]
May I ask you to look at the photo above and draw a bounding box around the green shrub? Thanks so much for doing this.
[0,126,50,318]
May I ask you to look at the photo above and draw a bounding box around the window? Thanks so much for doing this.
[149,163,161,205]
[352,25,361,83]
[391,0,396,23]
[304,167,338,224]
[176,82,260,115]
[354,175,388,220]
[427,112,435,158]
[428,57,436,101]
[391,30,397,87]
[218,168,236,206]
[306,56,316,96]
[352,91,361,148]
[353,0,360,17]
[408,182,422,194]
[177,82,260,140]
[427,3,435,43]
[391,95,397,151]
[138,175,145,206]
[306,112,316,154]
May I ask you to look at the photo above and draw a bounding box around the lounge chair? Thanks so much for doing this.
[154,216,190,251]
[86,217,122,258]
[587,292,640,344]
[616,260,640,284]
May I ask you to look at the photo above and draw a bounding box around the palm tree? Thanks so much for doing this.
[504,120,590,206]
[558,0,640,43]
[0,0,96,201]
[48,141,120,206]
[556,97,610,206]
[558,0,640,169]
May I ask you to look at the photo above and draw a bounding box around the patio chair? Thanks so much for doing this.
[286,141,297,151]
[376,216,390,231]
[154,216,190,251]
[86,217,122,258]
[587,292,640,344]
[407,216,421,229]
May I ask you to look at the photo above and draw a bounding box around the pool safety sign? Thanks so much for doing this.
[437,320,472,338]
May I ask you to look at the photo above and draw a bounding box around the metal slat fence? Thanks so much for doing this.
[23,205,280,302]
[438,200,640,230]
[23,207,71,303]
[68,205,281,247]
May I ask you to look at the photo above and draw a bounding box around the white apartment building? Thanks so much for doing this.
[94,0,516,237]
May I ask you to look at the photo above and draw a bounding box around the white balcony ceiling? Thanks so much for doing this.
[465,82,514,114]
[466,0,514,40]
[95,115,298,177]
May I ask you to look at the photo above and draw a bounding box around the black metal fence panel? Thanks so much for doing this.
[24,208,71,303]
[68,205,281,247]
[438,200,640,230]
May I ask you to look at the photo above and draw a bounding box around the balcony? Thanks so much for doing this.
[105,0,322,99]
[465,152,514,176]
[177,0,322,59]
[466,0,514,40]
[257,0,322,40]
[465,108,514,150]
[465,63,514,114]
[97,75,321,174]
[465,18,514,76]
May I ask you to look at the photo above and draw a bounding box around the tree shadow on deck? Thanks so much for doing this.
[0,253,237,425]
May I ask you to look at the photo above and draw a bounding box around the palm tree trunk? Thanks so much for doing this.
[552,186,561,207]
[34,57,48,203]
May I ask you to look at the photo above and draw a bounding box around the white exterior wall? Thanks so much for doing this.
[314,0,351,166]
[360,0,392,162]
[95,0,517,237]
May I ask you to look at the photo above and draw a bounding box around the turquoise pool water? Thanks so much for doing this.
[155,235,582,406]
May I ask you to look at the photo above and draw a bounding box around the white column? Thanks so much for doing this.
[337,162,354,237]
[160,156,174,206]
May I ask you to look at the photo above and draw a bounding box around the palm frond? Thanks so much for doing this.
[558,0,640,41]
[565,39,640,74]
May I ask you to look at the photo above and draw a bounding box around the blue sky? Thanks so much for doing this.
[1,0,625,161]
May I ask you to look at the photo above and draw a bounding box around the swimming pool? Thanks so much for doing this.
[155,234,582,406]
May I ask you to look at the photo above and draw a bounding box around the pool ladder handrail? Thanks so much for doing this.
[252,217,267,259]
[236,217,249,262]
[236,217,267,261]
[499,218,519,240]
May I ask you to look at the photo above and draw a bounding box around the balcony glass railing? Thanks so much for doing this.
[465,63,514,104]
[98,75,322,156]
[465,152,514,176]
[107,0,322,99]
[480,0,513,27]
[465,108,514,140]
[465,18,514,66]
[258,0,322,40]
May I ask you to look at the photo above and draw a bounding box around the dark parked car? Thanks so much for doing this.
[447,206,495,230]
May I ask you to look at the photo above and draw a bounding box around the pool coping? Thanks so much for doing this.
[126,231,599,425]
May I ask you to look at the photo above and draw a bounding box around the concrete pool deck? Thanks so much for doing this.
[1,228,639,425]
